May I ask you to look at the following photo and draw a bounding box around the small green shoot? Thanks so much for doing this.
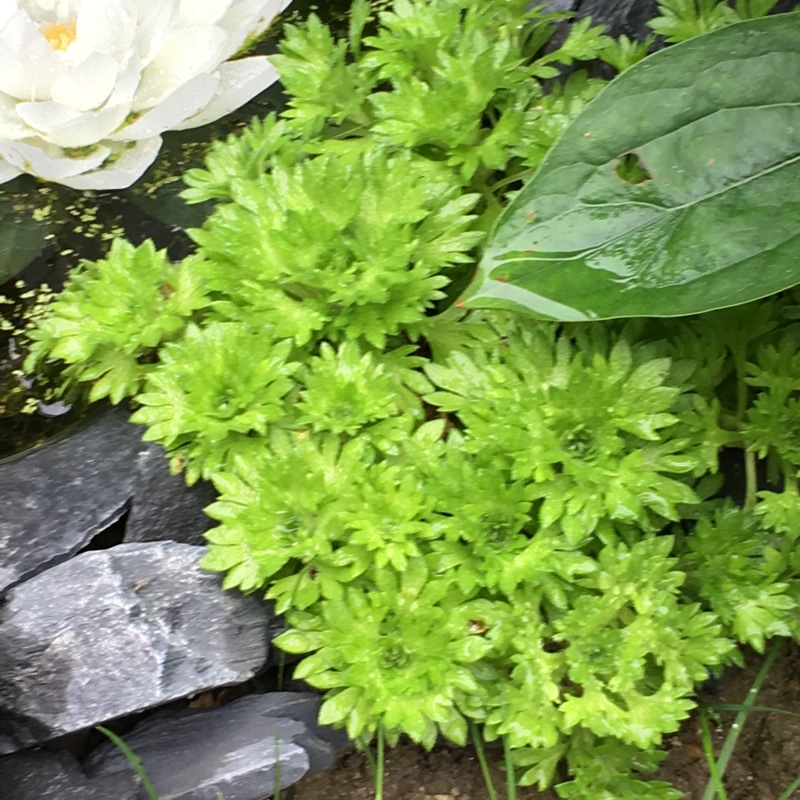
[357,734,378,780]
[470,721,499,800]
[503,737,517,800]
[274,724,282,800]
[375,724,385,800]
[97,726,160,800]
[778,775,800,800]
[700,639,784,800]
[699,709,728,800]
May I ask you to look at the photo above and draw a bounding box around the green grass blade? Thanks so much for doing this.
[777,774,800,800]
[97,726,160,800]
[357,735,378,780]
[469,721,498,800]
[699,709,729,800]
[708,704,800,720]
[375,725,385,800]
[503,736,516,800]
[701,638,784,800]
[274,724,281,800]
[276,650,287,692]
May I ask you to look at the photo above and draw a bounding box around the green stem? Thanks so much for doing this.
[277,651,286,692]
[470,721,498,800]
[97,727,160,800]
[777,774,800,800]
[701,639,784,800]
[708,704,800,719]
[358,735,377,779]
[374,725,385,800]
[470,165,505,233]
[781,459,799,496]
[744,448,757,512]
[731,349,758,511]
[733,352,748,423]
[699,709,729,800]
[274,724,282,800]
[503,737,516,800]
[489,168,535,195]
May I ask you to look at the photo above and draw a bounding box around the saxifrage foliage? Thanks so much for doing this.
[23,2,800,799]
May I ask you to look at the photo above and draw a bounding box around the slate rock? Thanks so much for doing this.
[574,0,660,39]
[0,542,271,754]
[0,749,140,800]
[569,0,799,41]
[0,405,142,599]
[125,442,216,547]
[539,0,576,10]
[250,692,352,764]
[83,693,337,800]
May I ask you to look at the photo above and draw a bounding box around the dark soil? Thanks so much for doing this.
[287,641,800,800]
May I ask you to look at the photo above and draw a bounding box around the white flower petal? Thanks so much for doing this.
[0,11,61,100]
[51,52,119,110]
[217,0,288,59]
[133,25,227,110]
[71,0,137,62]
[16,100,83,133]
[0,95,34,140]
[0,158,21,184]
[58,136,161,189]
[18,101,129,147]
[0,0,17,27]
[0,0,290,188]
[104,51,141,109]
[110,72,218,140]
[132,0,179,66]
[177,0,232,28]
[0,139,110,180]
[173,56,279,130]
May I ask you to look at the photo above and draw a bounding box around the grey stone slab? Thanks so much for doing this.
[540,0,577,11]
[125,442,216,547]
[242,692,351,768]
[573,0,800,40]
[83,694,329,800]
[0,405,143,598]
[0,542,271,753]
[574,0,660,38]
[0,749,140,800]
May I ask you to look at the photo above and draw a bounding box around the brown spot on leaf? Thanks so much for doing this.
[468,620,489,634]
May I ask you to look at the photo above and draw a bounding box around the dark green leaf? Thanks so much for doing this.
[464,15,800,321]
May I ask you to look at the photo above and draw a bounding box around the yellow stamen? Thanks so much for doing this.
[41,21,77,51]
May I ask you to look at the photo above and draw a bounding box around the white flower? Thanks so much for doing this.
[0,0,292,190]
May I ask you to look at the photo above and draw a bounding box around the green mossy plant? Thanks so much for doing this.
[24,2,800,798]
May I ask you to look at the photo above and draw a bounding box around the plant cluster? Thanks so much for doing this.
[23,1,799,798]
[649,0,782,42]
